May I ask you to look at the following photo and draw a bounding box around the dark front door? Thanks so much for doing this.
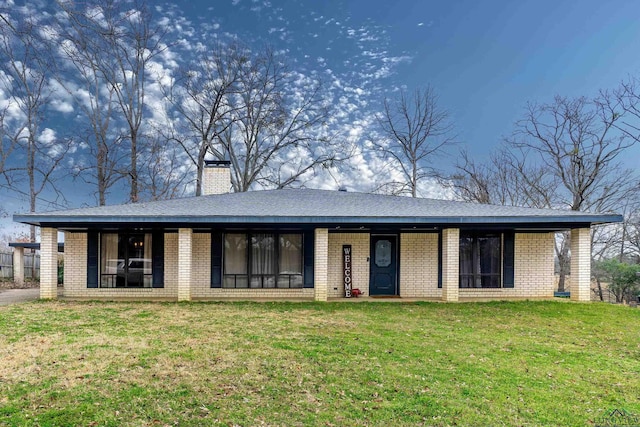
[370,235,398,296]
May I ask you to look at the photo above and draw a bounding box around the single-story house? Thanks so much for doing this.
[13,161,622,302]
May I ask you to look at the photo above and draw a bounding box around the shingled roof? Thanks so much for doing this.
[13,188,622,229]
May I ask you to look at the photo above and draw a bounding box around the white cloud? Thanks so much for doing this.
[49,99,74,113]
[124,9,142,24]
[38,25,59,41]
[0,83,27,125]
[382,55,412,65]
[85,6,108,29]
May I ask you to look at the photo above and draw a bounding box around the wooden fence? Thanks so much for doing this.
[0,251,40,280]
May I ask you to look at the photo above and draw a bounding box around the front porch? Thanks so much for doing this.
[35,226,595,303]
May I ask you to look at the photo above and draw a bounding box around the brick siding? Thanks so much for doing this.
[441,228,460,301]
[399,233,441,298]
[60,229,561,302]
[327,232,370,297]
[459,232,555,300]
[314,228,329,301]
[40,228,58,299]
[570,228,591,302]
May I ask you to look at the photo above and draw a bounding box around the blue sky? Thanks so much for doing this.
[2,0,640,238]
[184,0,640,157]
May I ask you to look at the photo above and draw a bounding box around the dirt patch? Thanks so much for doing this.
[0,279,40,290]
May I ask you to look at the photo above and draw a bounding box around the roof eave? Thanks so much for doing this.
[13,213,624,228]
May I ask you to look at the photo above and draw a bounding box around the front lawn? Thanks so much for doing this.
[0,300,638,426]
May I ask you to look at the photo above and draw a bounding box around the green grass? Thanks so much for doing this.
[0,301,638,426]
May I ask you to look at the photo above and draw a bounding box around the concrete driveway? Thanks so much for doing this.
[0,288,40,306]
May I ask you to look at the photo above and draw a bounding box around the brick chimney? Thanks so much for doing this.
[202,160,231,195]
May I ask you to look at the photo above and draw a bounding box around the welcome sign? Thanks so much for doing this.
[343,245,352,298]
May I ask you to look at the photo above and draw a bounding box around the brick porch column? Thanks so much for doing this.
[40,228,58,299]
[12,246,24,287]
[178,228,193,301]
[570,228,591,302]
[441,228,460,302]
[314,228,329,301]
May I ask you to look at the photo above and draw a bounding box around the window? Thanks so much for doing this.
[100,233,152,288]
[223,233,303,289]
[224,233,248,288]
[278,234,303,288]
[374,239,392,267]
[459,233,502,288]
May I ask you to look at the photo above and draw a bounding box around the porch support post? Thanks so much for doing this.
[40,227,58,299]
[314,228,329,301]
[570,227,591,302]
[441,228,460,302]
[178,228,193,301]
[12,246,24,287]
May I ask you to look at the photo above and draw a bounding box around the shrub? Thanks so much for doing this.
[594,259,640,303]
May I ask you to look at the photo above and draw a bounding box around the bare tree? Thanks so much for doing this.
[0,9,70,242]
[449,147,556,207]
[448,149,493,204]
[614,77,640,263]
[511,95,638,291]
[613,199,640,262]
[514,96,636,211]
[0,14,13,174]
[218,46,340,192]
[615,76,640,145]
[374,86,455,197]
[56,0,167,203]
[591,197,640,300]
[92,1,166,203]
[0,104,17,180]
[627,214,640,261]
[138,131,189,200]
[55,1,124,205]
[165,42,245,195]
